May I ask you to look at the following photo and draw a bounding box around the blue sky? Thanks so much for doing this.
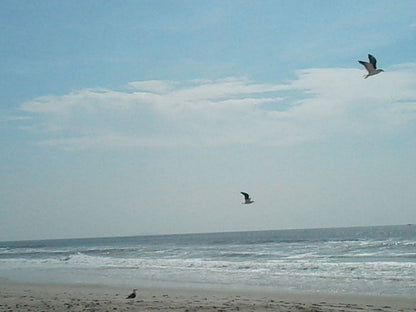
[1,1,415,241]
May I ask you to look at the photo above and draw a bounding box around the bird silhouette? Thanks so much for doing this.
[358,54,384,78]
[241,192,254,204]
[126,289,137,299]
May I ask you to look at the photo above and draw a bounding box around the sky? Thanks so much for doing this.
[0,1,415,241]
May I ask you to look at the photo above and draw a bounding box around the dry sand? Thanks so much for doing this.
[1,280,415,312]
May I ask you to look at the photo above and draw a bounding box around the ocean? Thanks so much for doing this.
[1,225,415,297]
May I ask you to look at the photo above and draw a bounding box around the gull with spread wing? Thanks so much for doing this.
[358,54,384,79]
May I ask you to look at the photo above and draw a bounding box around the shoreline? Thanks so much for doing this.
[1,279,415,312]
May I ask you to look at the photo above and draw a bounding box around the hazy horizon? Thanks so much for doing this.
[2,223,414,243]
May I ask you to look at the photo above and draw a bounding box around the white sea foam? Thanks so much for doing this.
[1,225,416,296]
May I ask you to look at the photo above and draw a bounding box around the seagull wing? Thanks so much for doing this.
[368,54,377,69]
[358,60,375,73]
[240,192,250,200]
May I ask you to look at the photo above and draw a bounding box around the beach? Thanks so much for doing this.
[1,226,416,311]
[1,280,415,312]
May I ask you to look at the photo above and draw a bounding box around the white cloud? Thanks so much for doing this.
[36,135,186,151]
[126,80,176,94]
[19,64,416,150]
[3,116,32,121]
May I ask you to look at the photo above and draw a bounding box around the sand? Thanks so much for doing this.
[1,280,415,312]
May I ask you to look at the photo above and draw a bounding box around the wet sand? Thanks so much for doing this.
[1,280,415,312]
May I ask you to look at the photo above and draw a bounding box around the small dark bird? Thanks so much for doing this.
[358,54,384,78]
[241,192,254,204]
[126,288,137,299]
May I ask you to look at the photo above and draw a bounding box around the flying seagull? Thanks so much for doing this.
[126,289,137,299]
[358,54,384,78]
[241,192,254,204]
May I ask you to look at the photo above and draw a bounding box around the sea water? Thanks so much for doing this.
[1,225,415,297]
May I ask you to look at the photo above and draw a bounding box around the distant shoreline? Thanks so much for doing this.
[2,223,413,243]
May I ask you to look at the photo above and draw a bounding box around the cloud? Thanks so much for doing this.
[19,64,416,150]
[3,116,32,121]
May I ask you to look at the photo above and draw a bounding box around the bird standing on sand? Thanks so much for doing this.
[126,289,137,299]
[358,54,384,78]
[241,192,254,204]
